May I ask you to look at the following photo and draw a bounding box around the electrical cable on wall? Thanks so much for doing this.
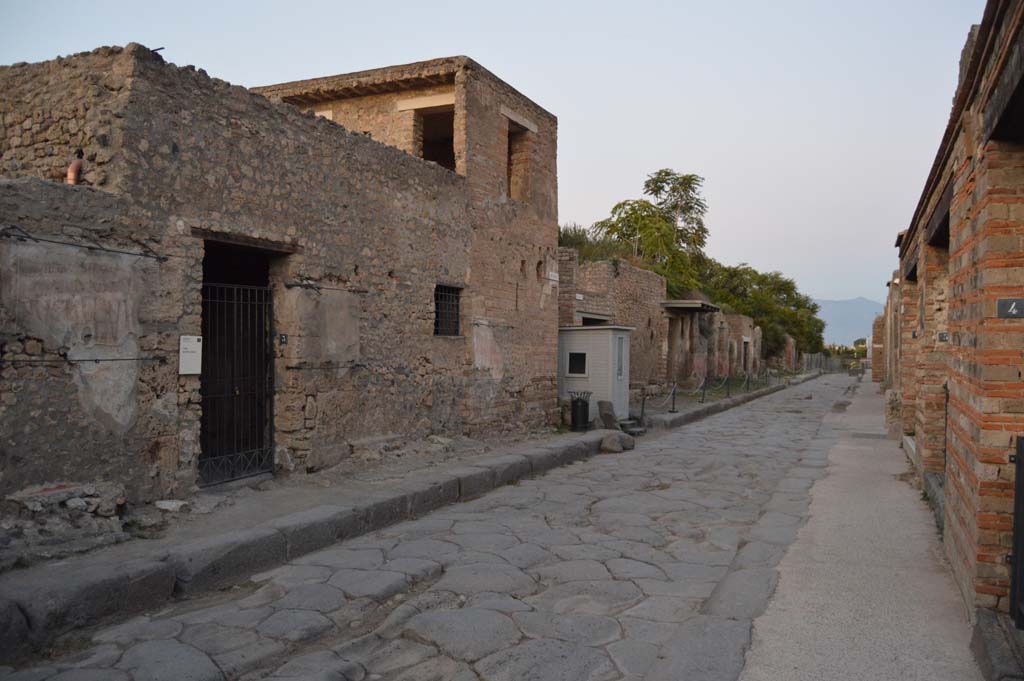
[0,223,170,261]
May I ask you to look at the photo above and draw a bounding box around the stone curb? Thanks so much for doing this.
[0,428,614,659]
[645,384,786,431]
[787,370,824,386]
[970,608,1024,680]
[643,371,824,432]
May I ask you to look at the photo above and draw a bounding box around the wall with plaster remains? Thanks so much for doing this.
[0,45,559,504]
[0,178,183,500]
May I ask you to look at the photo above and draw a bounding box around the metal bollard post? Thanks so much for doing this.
[669,384,678,413]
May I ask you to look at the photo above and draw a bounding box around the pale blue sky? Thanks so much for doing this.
[1,0,985,301]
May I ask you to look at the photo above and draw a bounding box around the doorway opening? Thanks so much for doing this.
[198,241,275,486]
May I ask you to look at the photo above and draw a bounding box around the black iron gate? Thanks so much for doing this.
[198,283,274,486]
[1012,436,1024,628]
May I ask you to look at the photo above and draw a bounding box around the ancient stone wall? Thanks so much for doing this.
[0,178,184,501]
[724,314,757,375]
[0,47,133,190]
[446,60,560,431]
[783,334,798,371]
[572,259,668,390]
[302,84,457,162]
[884,271,902,391]
[556,248,579,326]
[0,44,559,505]
[871,315,885,382]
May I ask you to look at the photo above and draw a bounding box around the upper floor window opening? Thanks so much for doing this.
[506,119,531,201]
[418,106,456,172]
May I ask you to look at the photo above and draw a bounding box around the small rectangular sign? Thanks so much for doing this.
[998,299,1024,318]
[179,336,202,375]
[937,331,950,342]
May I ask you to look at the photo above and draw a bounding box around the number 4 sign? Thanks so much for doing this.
[997,299,1024,318]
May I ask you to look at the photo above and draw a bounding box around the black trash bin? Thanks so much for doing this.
[569,391,592,432]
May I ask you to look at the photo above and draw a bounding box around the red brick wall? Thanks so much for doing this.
[916,241,952,472]
[899,277,920,439]
[945,138,1024,612]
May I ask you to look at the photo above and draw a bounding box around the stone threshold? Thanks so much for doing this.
[0,371,822,661]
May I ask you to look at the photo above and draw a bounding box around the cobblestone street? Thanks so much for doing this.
[5,376,851,680]
[8,374,843,675]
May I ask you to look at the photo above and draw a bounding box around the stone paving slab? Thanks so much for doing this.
[2,374,849,680]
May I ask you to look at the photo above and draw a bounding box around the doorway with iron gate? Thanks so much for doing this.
[198,241,275,486]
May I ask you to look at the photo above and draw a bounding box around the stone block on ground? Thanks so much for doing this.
[0,597,29,660]
[115,639,223,681]
[704,568,779,620]
[0,557,175,651]
[402,473,460,517]
[167,526,288,596]
[646,615,751,681]
[433,563,535,596]
[446,466,495,500]
[357,493,411,533]
[597,401,621,430]
[403,607,521,661]
[257,609,334,642]
[472,454,531,486]
[600,433,623,453]
[474,638,616,681]
[267,505,357,559]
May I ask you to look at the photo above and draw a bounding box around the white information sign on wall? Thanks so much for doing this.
[179,336,203,375]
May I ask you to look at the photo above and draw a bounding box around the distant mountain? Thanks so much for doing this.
[814,297,884,346]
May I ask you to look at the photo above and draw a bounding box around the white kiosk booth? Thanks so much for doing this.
[557,325,633,423]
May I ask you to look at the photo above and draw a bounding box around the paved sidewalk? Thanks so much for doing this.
[4,374,840,680]
[740,382,982,681]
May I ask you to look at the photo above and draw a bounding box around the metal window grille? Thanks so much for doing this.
[434,285,461,336]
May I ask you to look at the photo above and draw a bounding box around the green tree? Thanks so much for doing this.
[591,169,711,294]
[564,168,825,358]
[697,259,825,356]
[642,169,709,255]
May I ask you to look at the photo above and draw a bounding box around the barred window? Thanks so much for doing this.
[434,285,461,336]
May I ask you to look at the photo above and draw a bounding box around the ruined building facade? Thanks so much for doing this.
[556,249,764,402]
[0,46,559,502]
[877,0,1024,621]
